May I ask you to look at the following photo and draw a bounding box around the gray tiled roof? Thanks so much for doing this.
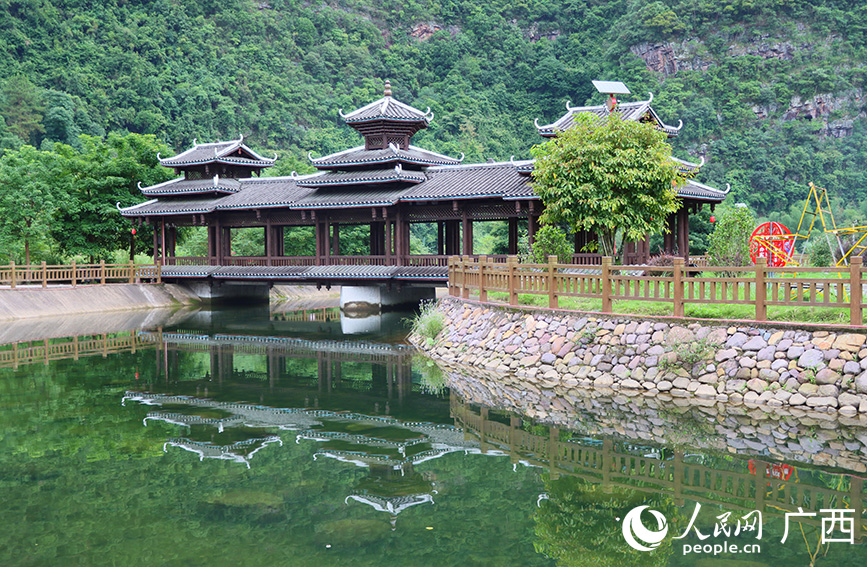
[159,139,276,167]
[120,160,725,218]
[289,187,406,209]
[311,145,461,168]
[121,197,220,215]
[402,162,532,201]
[296,168,426,188]
[679,179,729,201]
[340,96,432,124]
[141,177,242,196]
[217,176,314,209]
[536,99,682,137]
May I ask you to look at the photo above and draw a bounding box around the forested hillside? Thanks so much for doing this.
[1,0,867,260]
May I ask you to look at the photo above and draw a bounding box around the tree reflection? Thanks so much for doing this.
[534,474,676,566]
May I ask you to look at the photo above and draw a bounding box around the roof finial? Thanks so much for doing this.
[384,80,392,97]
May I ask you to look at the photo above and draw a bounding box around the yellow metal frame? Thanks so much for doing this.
[791,182,867,268]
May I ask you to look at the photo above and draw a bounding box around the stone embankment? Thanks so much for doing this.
[0,284,199,320]
[414,298,867,415]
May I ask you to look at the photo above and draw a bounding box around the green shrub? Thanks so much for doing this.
[707,205,755,269]
[524,224,573,264]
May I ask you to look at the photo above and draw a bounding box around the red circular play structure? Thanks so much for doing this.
[749,222,794,267]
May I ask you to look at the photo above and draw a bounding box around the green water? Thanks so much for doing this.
[1,305,866,566]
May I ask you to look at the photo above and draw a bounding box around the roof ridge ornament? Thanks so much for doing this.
[214,174,219,187]
[395,163,402,174]
[137,181,143,190]
[156,152,161,160]
[193,138,198,146]
[698,156,705,167]
[388,142,400,154]
[533,118,542,129]
[384,79,392,97]
[338,108,346,118]
[291,171,299,179]
[457,152,465,163]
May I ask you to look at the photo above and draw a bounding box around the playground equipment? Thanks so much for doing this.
[749,182,867,268]
[749,221,794,267]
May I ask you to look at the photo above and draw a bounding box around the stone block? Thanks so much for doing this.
[833,333,867,353]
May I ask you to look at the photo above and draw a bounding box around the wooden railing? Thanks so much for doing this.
[0,262,162,288]
[449,255,866,326]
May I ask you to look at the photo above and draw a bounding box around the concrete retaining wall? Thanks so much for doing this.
[412,298,867,414]
[0,284,199,320]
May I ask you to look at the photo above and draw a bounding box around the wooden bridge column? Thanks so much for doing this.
[677,207,690,264]
[437,221,444,256]
[664,212,677,256]
[332,223,340,256]
[208,226,217,264]
[508,218,518,255]
[445,221,460,256]
[528,214,538,249]
[462,211,473,256]
[165,226,177,260]
[152,223,159,264]
[385,219,393,265]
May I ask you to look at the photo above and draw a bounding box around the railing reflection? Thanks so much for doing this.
[0,331,159,369]
[451,396,866,540]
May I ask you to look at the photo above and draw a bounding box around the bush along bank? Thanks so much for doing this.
[411,298,867,415]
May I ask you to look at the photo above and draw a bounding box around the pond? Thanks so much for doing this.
[1,302,866,566]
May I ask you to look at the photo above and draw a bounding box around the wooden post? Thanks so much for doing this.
[41,261,46,288]
[157,262,162,284]
[755,257,767,322]
[851,256,863,326]
[461,255,471,299]
[129,261,135,284]
[548,255,558,309]
[100,260,106,285]
[601,256,612,313]
[478,255,487,302]
[10,262,15,289]
[508,255,518,306]
[71,260,77,287]
[673,257,684,318]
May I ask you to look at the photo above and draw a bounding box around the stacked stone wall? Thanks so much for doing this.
[414,298,867,414]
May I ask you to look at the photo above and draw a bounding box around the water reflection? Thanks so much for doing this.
[3,303,867,565]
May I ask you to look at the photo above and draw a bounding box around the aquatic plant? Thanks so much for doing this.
[410,300,446,346]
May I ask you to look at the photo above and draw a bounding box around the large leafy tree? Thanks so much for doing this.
[50,133,172,261]
[0,145,63,264]
[530,113,684,263]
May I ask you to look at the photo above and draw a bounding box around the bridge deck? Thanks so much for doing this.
[160,264,448,285]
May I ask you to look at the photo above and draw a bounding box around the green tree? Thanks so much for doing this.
[531,113,683,263]
[50,133,172,261]
[0,145,62,263]
[706,204,755,268]
[0,75,45,146]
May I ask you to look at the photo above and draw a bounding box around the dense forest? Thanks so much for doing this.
[2,0,867,261]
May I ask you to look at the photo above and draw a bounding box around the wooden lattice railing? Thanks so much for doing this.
[0,262,161,288]
[448,255,865,326]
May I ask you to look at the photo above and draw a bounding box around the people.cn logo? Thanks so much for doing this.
[622,506,669,551]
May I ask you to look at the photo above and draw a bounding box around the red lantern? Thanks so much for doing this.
[131,228,137,235]
[709,216,716,223]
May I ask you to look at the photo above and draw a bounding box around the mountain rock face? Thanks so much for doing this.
[631,37,861,137]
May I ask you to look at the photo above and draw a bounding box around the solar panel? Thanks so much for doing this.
[592,80,631,95]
